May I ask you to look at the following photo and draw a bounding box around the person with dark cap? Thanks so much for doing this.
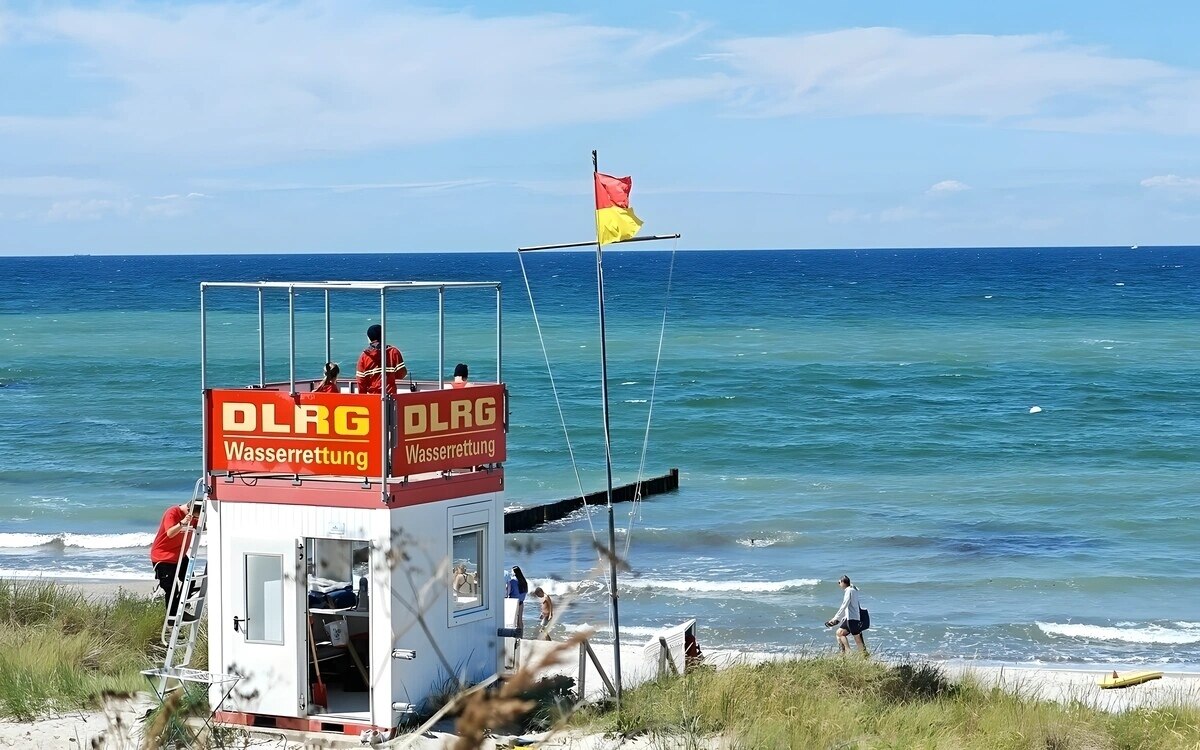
[356,324,407,394]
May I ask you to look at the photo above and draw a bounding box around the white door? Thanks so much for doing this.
[224,537,305,717]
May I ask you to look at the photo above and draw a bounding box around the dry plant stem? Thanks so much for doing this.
[451,633,589,750]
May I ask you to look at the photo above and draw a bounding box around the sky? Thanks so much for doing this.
[2,0,1200,255]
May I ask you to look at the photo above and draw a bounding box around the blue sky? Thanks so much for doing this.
[2,0,1199,254]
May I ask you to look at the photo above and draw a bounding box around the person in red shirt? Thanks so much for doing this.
[314,362,340,393]
[356,324,407,394]
[150,501,199,616]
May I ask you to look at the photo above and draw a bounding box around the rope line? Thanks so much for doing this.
[517,250,600,546]
[623,238,679,558]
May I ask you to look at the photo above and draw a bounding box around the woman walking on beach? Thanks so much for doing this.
[826,574,869,657]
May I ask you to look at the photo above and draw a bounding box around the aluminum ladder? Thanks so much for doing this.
[157,479,211,693]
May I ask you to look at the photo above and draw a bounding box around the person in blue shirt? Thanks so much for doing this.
[507,566,529,633]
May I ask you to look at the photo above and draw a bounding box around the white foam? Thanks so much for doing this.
[624,399,648,404]
[534,579,606,597]
[1037,621,1200,645]
[0,568,148,581]
[0,532,160,550]
[0,533,57,548]
[622,578,819,594]
[737,538,777,548]
[562,623,662,639]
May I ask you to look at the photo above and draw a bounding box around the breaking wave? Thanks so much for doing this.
[0,532,157,550]
[622,578,819,594]
[1037,621,1200,645]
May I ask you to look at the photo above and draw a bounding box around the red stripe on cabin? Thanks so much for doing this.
[209,469,503,509]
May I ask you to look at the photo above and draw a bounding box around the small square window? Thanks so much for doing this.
[451,527,484,612]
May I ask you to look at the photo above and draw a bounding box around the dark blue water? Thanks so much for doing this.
[2,247,1198,666]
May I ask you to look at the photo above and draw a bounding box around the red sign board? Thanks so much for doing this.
[207,385,507,478]
[207,389,383,477]
[395,384,507,474]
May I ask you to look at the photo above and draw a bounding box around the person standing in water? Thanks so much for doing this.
[510,566,529,633]
[533,586,554,640]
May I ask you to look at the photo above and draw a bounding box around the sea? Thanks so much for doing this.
[1,247,1198,669]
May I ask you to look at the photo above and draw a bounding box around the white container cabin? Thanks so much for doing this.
[199,280,507,740]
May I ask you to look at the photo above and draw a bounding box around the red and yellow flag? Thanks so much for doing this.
[594,172,643,245]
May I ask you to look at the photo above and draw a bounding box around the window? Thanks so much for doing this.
[451,527,484,612]
[245,553,284,643]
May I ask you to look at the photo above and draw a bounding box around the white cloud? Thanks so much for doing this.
[144,191,210,217]
[1140,174,1200,190]
[0,4,726,164]
[709,27,1198,134]
[928,180,970,194]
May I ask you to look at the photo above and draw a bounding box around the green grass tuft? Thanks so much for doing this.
[0,579,206,721]
[574,657,1200,750]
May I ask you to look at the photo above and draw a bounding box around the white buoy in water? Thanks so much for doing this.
[1029,406,1043,414]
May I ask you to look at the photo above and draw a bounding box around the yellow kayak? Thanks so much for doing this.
[1098,670,1164,689]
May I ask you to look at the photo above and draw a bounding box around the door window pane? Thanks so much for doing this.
[245,553,284,643]
[451,528,484,612]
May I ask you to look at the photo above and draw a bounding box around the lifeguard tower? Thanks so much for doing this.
[162,280,508,741]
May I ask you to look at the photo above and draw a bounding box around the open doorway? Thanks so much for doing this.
[305,538,372,719]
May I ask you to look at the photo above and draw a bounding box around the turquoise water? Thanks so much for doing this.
[1,248,1198,666]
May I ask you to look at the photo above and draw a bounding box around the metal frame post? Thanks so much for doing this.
[592,150,623,702]
[324,290,331,366]
[495,284,502,384]
[380,289,389,504]
[287,285,296,395]
[438,286,445,389]
[200,285,209,477]
[257,288,265,387]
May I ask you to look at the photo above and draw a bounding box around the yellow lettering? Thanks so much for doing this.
[223,403,257,432]
[295,405,329,435]
[476,397,496,427]
[261,403,290,433]
[335,406,371,436]
[430,403,448,432]
[403,405,426,436]
[450,400,472,430]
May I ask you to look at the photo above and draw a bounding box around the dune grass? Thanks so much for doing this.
[575,657,1200,750]
[0,579,204,721]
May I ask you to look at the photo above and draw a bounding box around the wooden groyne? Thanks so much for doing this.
[504,468,680,533]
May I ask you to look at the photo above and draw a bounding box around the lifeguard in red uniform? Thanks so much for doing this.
[356,324,407,394]
[150,501,199,616]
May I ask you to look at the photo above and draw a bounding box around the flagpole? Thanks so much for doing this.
[592,148,624,704]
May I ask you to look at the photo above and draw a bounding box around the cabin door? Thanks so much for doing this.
[224,536,305,717]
